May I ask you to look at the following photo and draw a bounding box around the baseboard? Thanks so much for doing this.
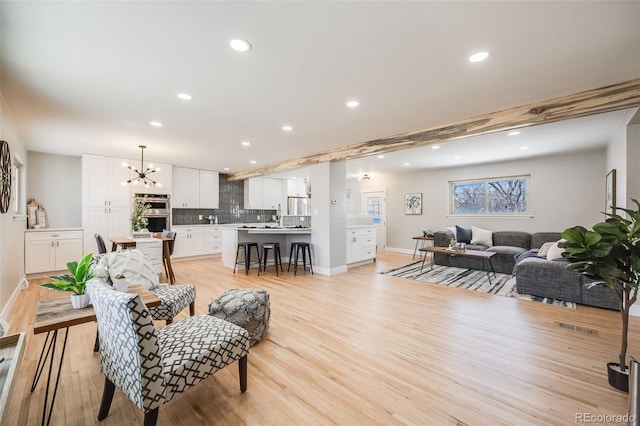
[0,275,28,333]
[314,265,348,276]
[386,247,414,255]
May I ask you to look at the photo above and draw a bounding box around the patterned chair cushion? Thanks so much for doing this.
[209,289,270,346]
[158,316,250,401]
[104,249,160,290]
[150,284,197,322]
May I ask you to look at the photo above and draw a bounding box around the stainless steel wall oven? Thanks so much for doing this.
[132,193,170,233]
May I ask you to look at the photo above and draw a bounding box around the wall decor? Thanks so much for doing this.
[605,169,616,216]
[0,140,11,214]
[404,193,422,215]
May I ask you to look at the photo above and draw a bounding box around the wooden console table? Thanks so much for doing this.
[32,286,160,426]
[419,246,497,283]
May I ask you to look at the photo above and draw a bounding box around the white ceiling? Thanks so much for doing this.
[1,1,639,176]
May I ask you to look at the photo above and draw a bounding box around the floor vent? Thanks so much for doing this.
[554,321,598,336]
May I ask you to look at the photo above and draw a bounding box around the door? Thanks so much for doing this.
[362,190,386,253]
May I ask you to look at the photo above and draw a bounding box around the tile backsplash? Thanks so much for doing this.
[171,174,277,225]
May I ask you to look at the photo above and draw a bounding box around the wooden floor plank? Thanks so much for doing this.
[4,252,638,425]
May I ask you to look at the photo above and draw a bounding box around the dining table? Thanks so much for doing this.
[108,235,175,284]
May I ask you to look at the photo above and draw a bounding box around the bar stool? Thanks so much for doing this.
[259,242,283,276]
[288,242,314,276]
[233,242,261,275]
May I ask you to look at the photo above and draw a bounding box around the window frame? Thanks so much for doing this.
[449,175,531,217]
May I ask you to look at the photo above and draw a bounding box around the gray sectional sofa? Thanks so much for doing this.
[433,229,619,310]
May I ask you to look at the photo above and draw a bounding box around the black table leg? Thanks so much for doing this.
[31,328,70,426]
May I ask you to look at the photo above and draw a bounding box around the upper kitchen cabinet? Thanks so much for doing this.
[199,170,219,209]
[244,177,282,210]
[287,179,307,197]
[173,167,219,208]
[82,154,131,208]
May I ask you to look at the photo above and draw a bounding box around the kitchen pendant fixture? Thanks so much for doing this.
[124,145,161,188]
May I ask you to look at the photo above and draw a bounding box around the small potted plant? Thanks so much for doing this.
[41,252,95,309]
[561,198,640,392]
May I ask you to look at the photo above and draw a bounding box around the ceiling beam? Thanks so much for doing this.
[227,77,640,181]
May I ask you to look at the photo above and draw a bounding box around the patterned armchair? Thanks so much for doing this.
[93,249,195,324]
[88,278,250,425]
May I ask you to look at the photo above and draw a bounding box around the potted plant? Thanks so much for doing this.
[41,252,95,309]
[131,199,149,232]
[561,198,640,392]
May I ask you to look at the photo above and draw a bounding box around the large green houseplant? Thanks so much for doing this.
[561,198,640,392]
[41,252,95,309]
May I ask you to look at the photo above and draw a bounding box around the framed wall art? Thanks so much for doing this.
[404,193,422,215]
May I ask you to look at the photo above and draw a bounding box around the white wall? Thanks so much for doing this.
[27,151,81,228]
[0,93,28,320]
[626,122,640,204]
[349,149,606,251]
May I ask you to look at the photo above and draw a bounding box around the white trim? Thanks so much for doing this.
[0,275,28,331]
[313,265,348,276]
[386,247,414,255]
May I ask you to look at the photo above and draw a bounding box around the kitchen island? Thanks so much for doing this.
[221,227,311,270]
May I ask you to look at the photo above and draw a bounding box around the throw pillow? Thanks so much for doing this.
[456,225,472,244]
[471,226,493,247]
[444,226,456,237]
[537,242,555,257]
[546,240,566,261]
[105,249,159,290]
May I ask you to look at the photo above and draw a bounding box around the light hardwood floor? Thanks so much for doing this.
[5,252,639,425]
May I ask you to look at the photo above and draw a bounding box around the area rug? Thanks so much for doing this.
[381,261,576,308]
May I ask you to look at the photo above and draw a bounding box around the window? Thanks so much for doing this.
[366,197,382,225]
[450,176,529,215]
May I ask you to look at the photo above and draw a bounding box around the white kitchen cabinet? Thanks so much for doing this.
[199,170,219,209]
[25,230,84,274]
[172,226,206,258]
[172,167,200,208]
[204,227,222,254]
[82,154,133,251]
[244,177,282,210]
[346,226,376,264]
[134,238,163,273]
[287,179,307,197]
[173,167,219,208]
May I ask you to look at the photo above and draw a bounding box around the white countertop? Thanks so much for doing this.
[24,227,83,233]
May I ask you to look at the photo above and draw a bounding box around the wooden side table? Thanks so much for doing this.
[412,236,434,260]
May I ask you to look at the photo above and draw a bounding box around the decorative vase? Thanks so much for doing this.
[70,293,90,309]
[607,362,629,392]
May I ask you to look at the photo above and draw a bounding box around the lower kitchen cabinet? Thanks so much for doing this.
[346,226,376,264]
[25,229,84,274]
[172,225,223,258]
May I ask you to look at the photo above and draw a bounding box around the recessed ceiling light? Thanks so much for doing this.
[149,121,163,127]
[282,125,293,132]
[177,93,192,101]
[468,51,490,63]
[454,156,462,159]
[508,131,521,136]
[520,146,529,150]
[250,160,257,164]
[404,162,411,167]
[377,155,385,159]
[241,141,251,146]
[223,167,230,171]
[346,100,360,108]
[432,145,440,150]
[230,39,252,52]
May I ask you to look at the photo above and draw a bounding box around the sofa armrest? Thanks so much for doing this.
[434,230,454,248]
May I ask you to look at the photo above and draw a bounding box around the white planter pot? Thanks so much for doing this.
[70,293,90,309]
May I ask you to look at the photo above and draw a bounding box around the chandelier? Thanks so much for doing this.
[123,145,161,187]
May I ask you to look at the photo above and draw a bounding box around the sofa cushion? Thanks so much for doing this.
[471,226,493,247]
[492,231,531,249]
[487,245,527,256]
[456,225,472,244]
[546,240,566,261]
[531,232,562,250]
[466,244,489,251]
